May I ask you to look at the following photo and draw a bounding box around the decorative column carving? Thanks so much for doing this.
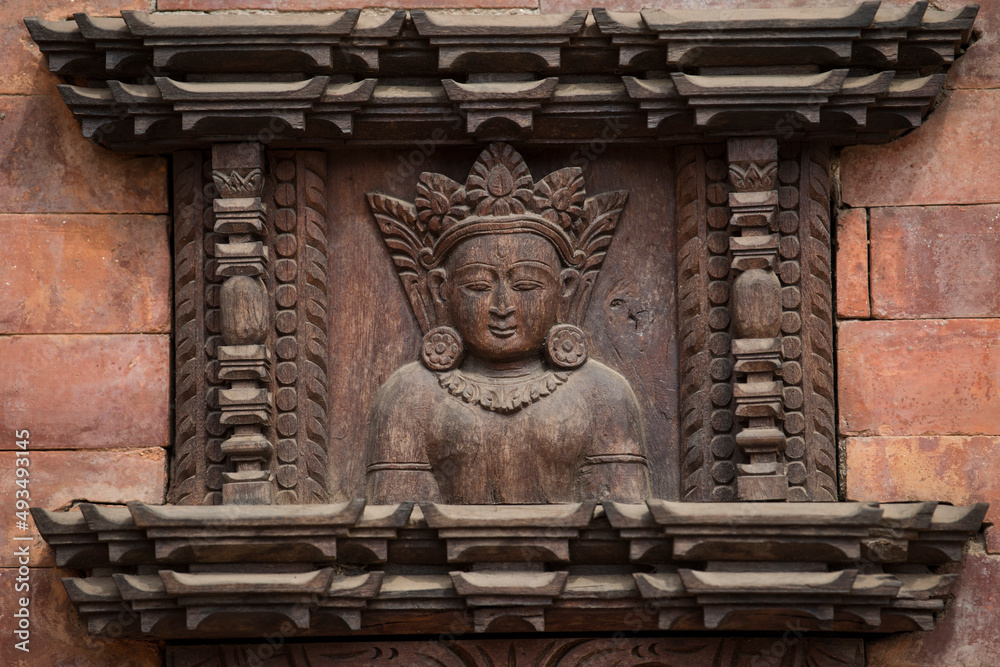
[211,142,275,505]
[726,138,788,501]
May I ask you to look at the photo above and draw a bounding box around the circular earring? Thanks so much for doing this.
[545,323,587,369]
[421,325,464,371]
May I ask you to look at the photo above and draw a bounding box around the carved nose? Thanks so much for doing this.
[490,305,515,317]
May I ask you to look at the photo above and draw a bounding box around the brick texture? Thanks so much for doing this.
[0,214,170,334]
[944,0,1000,90]
[159,0,535,9]
[1,449,166,567]
[846,436,1000,529]
[0,335,170,450]
[0,567,162,666]
[841,90,1000,208]
[869,205,1000,319]
[0,95,167,214]
[836,207,869,319]
[838,319,1000,436]
[1,0,151,96]
[866,551,1000,667]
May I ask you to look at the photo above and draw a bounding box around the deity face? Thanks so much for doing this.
[436,232,569,363]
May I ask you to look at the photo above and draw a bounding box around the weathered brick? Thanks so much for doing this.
[838,319,1000,436]
[866,551,1000,667]
[943,0,1000,91]
[841,90,1000,208]
[0,214,170,334]
[0,567,162,666]
[2,0,151,96]
[988,526,1000,554]
[836,207,869,319]
[0,95,167,214]
[869,205,1000,319]
[0,449,166,567]
[0,335,170,450]
[159,0,535,8]
[846,436,1000,528]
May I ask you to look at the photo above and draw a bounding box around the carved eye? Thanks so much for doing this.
[512,280,544,291]
[463,282,492,293]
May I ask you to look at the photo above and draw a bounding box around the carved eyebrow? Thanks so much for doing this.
[452,262,497,272]
[509,260,556,270]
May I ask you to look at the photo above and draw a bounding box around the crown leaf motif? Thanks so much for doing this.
[367,143,628,333]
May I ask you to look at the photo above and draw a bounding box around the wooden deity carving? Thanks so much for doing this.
[366,143,650,504]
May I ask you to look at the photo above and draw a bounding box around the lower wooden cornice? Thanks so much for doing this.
[32,499,987,639]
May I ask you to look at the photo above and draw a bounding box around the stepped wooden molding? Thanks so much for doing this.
[31,500,986,639]
[22,2,989,654]
[25,3,976,150]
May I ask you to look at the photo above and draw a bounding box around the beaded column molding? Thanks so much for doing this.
[726,138,787,500]
[211,142,275,505]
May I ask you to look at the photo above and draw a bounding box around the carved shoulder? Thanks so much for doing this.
[366,362,438,460]
[365,362,443,503]
[576,360,642,413]
[572,359,650,501]
[574,360,647,456]
[373,362,439,412]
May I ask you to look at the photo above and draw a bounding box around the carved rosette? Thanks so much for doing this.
[211,143,275,505]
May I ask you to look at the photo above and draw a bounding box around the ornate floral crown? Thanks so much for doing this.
[367,142,628,333]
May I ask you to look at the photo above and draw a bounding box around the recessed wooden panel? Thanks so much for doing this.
[324,145,678,500]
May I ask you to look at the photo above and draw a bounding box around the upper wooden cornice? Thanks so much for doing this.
[25,3,977,150]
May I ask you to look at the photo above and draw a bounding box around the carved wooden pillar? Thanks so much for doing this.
[726,138,788,501]
[211,142,275,505]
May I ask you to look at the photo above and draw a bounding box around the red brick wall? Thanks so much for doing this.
[1,0,168,663]
[2,0,998,665]
[834,0,1000,661]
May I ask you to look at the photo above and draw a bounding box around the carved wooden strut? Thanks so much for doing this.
[211,143,275,505]
[726,138,788,500]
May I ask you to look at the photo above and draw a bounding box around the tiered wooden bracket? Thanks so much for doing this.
[32,500,987,638]
[25,3,976,149]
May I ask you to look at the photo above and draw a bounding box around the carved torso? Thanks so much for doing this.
[366,359,649,504]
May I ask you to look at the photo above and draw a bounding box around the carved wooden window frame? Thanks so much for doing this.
[24,4,991,649]
[169,140,835,504]
[21,3,978,506]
